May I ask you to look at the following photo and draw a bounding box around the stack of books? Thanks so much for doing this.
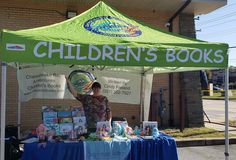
[41,105,87,136]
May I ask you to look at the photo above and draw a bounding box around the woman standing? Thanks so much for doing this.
[65,76,112,133]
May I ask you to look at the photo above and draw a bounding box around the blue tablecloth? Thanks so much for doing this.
[130,133,178,160]
[21,133,178,160]
[21,142,84,160]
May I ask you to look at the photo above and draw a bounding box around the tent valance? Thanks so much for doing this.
[0,1,228,68]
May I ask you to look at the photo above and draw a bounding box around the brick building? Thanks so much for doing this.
[0,0,226,131]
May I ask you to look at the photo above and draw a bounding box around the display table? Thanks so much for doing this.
[21,133,178,160]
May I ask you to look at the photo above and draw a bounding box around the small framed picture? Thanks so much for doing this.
[96,121,111,132]
[143,121,158,136]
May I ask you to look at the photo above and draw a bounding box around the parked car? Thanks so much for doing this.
[213,86,223,91]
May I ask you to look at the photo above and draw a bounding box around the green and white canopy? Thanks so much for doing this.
[0,1,228,73]
[0,2,230,159]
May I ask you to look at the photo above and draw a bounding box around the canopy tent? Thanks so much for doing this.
[0,1,229,160]
[0,1,228,68]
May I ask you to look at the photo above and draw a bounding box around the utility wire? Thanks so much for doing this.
[199,30,236,38]
[198,26,236,36]
[198,18,236,29]
[197,11,236,26]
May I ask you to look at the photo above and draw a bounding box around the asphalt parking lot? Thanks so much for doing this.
[178,145,236,160]
[203,100,236,122]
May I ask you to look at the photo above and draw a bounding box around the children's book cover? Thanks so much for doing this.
[45,123,60,135]
[58,111,71,118]
[59,123,73,135]
[71,107,85,117]
[73,117,86,124]
[43,117,58,124]
[74,123,87,134]
[58,117,73,123]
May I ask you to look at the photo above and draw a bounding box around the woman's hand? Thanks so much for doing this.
[65,76,69,82]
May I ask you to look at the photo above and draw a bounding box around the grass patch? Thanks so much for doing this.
[232,90,236,94]
[202,90,236,100]
[229,120,236,127]
[202,96,236,100]
[161,127,236,139]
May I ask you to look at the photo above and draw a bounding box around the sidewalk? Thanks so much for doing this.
[205,122,236,134]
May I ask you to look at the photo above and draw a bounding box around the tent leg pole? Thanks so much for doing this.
[1,62,7,160]
[17,89,21,139]
[140,74,144,124]
[224,68,229,160]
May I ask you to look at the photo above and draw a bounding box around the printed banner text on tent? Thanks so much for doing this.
[17,66,141,104]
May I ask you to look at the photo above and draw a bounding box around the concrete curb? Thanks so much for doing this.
[202,98,236,100]
[176,138,236,147]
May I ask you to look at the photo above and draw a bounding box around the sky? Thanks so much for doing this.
[195,0,236,66]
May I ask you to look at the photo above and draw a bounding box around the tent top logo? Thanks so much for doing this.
[84,16,142,37]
